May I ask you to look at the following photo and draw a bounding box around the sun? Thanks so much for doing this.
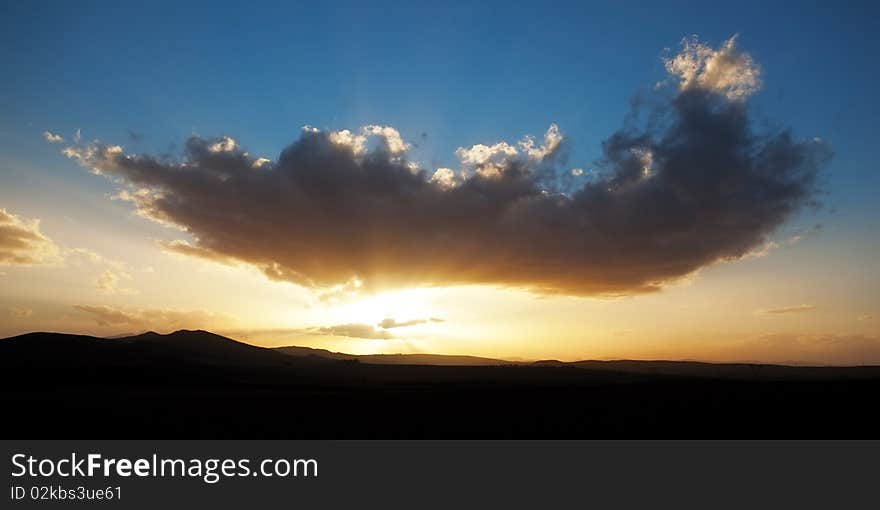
[329,287,438,325]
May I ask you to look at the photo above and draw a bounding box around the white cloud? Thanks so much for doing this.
[329,129,368,154]
[251,157,272,169]
[430,168,458,189]
[362,125,408,154]
[208,136,237,153]
[43,131,63,143]
[456,124,562,178]
[519,123,562,161]
[664,35,761,100]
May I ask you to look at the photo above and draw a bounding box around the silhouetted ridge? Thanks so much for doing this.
[273,345,509,366]
[0,330,294,370]
[119,329,291,366]
[0,331,115,354]
[3,329,880,438]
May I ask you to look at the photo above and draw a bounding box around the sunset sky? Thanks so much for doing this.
[1,2,878,364]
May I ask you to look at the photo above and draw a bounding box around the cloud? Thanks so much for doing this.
[73,304,225,329]
[94,269,138,295]
[743,223,823,259]
[857,314,873,322]
[7,306,34,318]
[0,208,62,266]
[0,212,141,293]
[60,36,828,297]
[58,247,139,294]
[759,304,818,315]
[377,317,443,329]
[73,305,135,326]
[315,323,394,340]
[663,35,761,100]
[159,239,238,265]
[43,131,63,143]
[314,317,444,339]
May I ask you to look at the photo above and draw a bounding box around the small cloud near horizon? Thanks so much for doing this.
[315,323,393,340]
[377,317,444,329]
[758,304,818,315]
[7,306,34,318]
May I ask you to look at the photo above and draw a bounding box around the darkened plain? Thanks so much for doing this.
[1,330,878,438]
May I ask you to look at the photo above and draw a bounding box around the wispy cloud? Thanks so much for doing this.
[377,317,443,329]
[759,304,818,315]
[94,269,138,295]
[7,306,33,318]
[315,323,393,340]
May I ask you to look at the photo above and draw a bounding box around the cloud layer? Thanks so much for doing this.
[60,36,828,297]
[73,304,223,329]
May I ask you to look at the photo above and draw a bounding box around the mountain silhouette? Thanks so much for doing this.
[2,329,880,438]
[274,345,509,366]
[126,329,293,366]
[0,329,293,368]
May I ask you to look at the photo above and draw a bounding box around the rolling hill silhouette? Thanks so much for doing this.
[274,345,509,366]
[2,329,879,438]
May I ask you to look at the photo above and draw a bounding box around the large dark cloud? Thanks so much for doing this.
[61,37,829,297]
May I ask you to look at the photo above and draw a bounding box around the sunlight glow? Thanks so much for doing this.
[327,287,438,325]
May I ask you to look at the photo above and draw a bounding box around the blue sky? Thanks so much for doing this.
[3,1,877,183]
[1,1,878,361]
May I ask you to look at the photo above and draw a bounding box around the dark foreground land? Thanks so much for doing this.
[2,330,879,438]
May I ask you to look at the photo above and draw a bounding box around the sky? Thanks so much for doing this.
[1,1,878,364]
